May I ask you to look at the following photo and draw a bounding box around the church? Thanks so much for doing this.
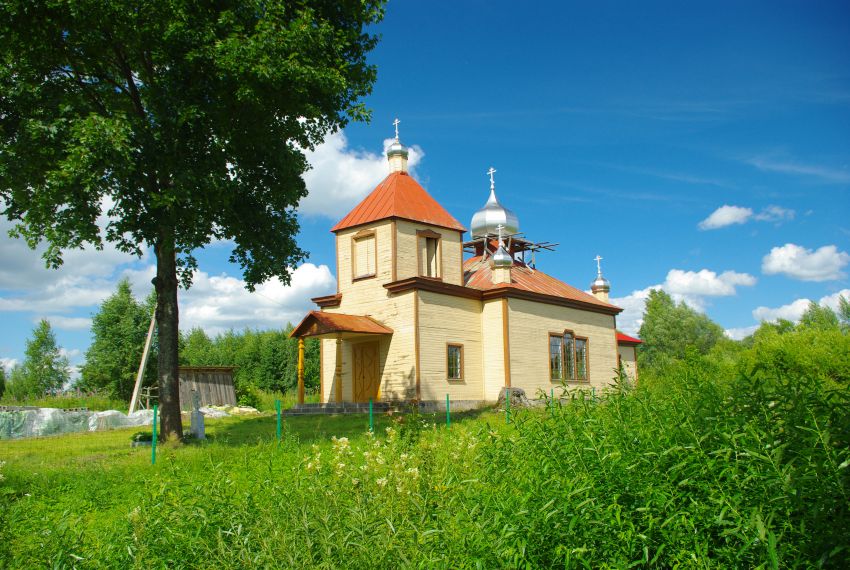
[291,125,640,405]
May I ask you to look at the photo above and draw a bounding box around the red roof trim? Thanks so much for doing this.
[616,332,642,345]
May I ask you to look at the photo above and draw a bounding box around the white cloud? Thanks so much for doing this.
[665,269,757,297]
[820,289,850,312]
[747,157,850,184]
[753,205,795,224]
[725,325,759,340]
[178,263,335,335]
[610,268,756,335]
[44,316,93,331]
[698,204,795,230]
[1,357,19,372]
[610,285,660,335]
[762,243,850,281]
[698,205,753,230]
[299,131,424,218]
[749,289,850,327]
[753,298,815,323]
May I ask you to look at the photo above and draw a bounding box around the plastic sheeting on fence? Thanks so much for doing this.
[0,408,155,440]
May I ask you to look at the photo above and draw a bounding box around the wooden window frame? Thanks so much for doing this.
[446,343,464,381]
[548,330,590,384]
[416,229,443,281]
[351,229,377,282]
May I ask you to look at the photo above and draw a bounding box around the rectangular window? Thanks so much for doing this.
[426,237,438,277]
[549,334,563,380]
[417,230,441,278]
[447,344,463,380]
[575,337,588,381]
[564,331,575,380]
[352,231,376,279]
[549,331,589,383]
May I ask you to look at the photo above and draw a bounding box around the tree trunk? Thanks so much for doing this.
[154,236,183,441]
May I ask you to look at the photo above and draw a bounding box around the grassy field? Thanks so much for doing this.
[1,370,848,568]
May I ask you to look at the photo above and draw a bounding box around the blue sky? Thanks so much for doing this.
[2,0,849,376]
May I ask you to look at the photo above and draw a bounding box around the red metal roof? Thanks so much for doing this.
[616,332,643,345]
[290,311,393,338]
[331,172,466,233]
[463,256,621,311]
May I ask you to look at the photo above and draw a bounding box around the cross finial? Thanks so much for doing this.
[594,255,603,275]
[487,167,497,191]
[393,118,400,141]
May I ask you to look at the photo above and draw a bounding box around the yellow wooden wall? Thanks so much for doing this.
[417,291,483,400]
[396,220,464,285]
[506,299,619,397]
[481,299,507,401]
[617,345,638,382]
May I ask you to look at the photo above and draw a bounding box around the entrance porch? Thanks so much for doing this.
[289,311,394,404]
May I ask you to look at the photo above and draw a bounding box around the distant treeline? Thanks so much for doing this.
[179,326,320,397]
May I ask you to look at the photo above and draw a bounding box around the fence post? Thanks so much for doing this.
[550,387,555,418]
[275,399,282,445]
[369,398,374,432]
[151,404,158,465]
[446,393,451,428]
[505,388,511,424]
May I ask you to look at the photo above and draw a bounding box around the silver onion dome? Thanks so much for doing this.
[470,188,519,238]
[591,274,610,293]
[386,139,408,158]
[591,255,610,292]
[492,242,513,267]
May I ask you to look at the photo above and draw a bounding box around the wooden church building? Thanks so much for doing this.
[291,127,640,404]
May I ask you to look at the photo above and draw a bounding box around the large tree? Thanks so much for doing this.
[78,278,156,400]
[638,289,725,368]
[0,1,384,438]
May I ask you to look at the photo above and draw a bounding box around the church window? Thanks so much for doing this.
[352,230,376,280]
[549,331,589,383]
[447,344,463,380]
[417,229,442,279]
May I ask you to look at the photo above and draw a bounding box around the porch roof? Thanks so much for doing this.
[289,311,393,339]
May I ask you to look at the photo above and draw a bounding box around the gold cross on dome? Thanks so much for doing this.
[595,255,603,274]
[393,118,400,140]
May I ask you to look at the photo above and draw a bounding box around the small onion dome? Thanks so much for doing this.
[492,243,513,267]
[386,139,409,173]
[470,188,519,238]
[591,273,610,293]
[386,139,408,159]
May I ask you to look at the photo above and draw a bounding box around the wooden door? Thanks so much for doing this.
[353,341,380,402]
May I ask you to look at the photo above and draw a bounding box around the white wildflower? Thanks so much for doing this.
[376,477,388,488]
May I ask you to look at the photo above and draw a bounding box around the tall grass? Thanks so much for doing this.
[1,366,847,568]
[0,391,127,412]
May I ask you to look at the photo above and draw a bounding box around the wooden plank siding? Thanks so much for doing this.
[177,367,237,410]
[417,290,483,401]
[506,299,619,396]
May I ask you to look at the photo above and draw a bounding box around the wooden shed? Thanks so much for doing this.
[178,366,237,410]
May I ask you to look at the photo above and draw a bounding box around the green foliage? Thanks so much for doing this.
[738,321,850,386]
[839,295,850,332]
[0,0,385,437]
[638,289,725,369]
[2,373,847,567]
[16,320,70,398]
[0,366,5,399]
[78,279,156,400]
[798,300,841,331]
[0,390,126,412]
[179,326,320,397]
